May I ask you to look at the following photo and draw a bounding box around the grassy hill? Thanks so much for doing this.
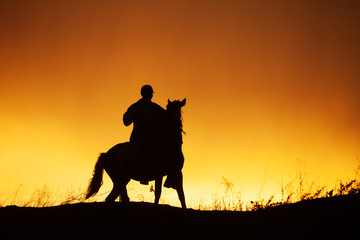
[1,194,359,239]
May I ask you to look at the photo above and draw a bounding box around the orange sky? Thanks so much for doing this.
[1,0,359,204]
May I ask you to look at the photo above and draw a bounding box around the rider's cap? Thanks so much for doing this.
[141,85,154,96]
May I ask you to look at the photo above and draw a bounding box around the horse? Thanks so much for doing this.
[85,99,187,208]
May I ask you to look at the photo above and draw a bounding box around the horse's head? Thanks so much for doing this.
[166,98,186,114]
[166,98,186,135]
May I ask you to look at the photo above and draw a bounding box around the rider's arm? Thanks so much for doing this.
[123,106,134,126]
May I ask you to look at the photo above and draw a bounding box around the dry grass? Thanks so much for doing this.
[203,168,360,211]
[0,185,90,207]
[2,164,360,210]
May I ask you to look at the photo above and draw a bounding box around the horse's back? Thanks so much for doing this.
[105,142,168,182]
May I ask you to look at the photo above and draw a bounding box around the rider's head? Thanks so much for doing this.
[141,85,154,101]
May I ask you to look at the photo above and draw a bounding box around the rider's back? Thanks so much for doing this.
[123,98,166,147]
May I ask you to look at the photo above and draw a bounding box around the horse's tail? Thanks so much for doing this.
[85,153,106,199]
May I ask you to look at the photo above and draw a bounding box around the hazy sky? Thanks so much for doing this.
[1,0,359,203]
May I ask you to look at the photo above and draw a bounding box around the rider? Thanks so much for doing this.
[123,85,165,146]
[123,85,166,184]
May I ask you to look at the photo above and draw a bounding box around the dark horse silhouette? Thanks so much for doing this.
[85,99,186,208]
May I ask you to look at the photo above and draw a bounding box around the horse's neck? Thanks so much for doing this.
[166,115,183,149]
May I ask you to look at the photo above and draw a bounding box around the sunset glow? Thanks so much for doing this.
[1,1,359,206]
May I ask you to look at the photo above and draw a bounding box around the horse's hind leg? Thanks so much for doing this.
[154,177,163,205]
[105,183,121,202]
[119,179,130,203]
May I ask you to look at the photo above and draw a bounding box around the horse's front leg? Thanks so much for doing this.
[176,171,186,209]
[154,176,163,205]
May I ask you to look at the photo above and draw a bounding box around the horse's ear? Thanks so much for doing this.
[181,98,186,107]
[168,99,171,104]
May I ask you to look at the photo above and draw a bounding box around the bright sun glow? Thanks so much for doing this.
[1,1,359,207]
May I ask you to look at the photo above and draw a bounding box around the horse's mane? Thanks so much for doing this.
[179,113,185,135]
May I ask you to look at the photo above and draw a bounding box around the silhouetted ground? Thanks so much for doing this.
[1,194,359,239]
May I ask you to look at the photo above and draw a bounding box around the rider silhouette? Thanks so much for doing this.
[123,85,166,184]
[123,85,165,146]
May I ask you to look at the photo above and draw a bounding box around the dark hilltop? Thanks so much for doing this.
[1,194,359,239]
